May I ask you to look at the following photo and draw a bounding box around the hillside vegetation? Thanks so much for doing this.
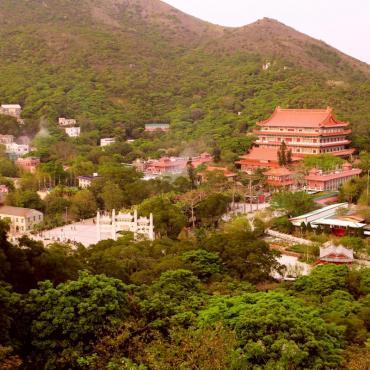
[0,0,369,156]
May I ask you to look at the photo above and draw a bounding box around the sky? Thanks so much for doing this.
[162,0,370,64]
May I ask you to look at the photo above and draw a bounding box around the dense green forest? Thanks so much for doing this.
[1,221,369,369]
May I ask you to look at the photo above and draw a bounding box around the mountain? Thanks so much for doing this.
[0,0,369,154]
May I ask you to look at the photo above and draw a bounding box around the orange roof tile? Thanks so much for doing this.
[239,147,299,162]
[257,107,348,128]
[265,167,295,177]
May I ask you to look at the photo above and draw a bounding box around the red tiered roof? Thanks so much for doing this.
[236,147,300,169]
[257,107,349,128]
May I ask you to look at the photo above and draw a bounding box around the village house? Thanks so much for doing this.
[77,173,100,188]
[0,104,22,119]
[198,165,237,183]
[237,107,354,172]
[0,185,9,204]
[100,138,116,147]
[64,126,81,137]
[5,142,30,157]
[144,123,170,132]
[134,153,212,177]
[305,163,362,192]
[265,167,296,189]
[0,205,43,234]
[58,117,77,126]
[0,134,15,145]
[16,157,40,173]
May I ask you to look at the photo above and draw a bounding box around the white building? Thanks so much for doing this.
[64,126,81,137]
[100,138,116,147]
[97,209,154,241]
[0,104,22,119]
[58,117,77,126]
[0,205,43,234]
[77,173,100,188]
[5,142,30,157]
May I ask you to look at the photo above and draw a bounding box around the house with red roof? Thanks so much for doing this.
[265,167,296,189]
[316,242,354,265]
[198,165,237,183]
[305,163,362,192]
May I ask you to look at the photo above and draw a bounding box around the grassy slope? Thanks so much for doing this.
[0,0,369,154]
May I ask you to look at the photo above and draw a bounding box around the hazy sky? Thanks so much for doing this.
[163,0,370,64]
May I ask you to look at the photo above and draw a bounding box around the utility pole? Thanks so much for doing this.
[367,169,369,203]
[249,178,253,213]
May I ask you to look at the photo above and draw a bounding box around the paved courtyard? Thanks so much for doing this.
[32,218,100,247]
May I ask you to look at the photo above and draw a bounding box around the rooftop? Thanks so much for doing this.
[238,146,300,163]
[265,167,294,176]
[306,168,362,181]
[0,205,42,217]
[290,203,348,222]
[1,104,21,109]
[257,107,348,128]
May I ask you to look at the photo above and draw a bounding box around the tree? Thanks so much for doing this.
[303,154,344,171]
[286,149,292,164]
[212,146,221,163]
[201,230,281,282]
[278,141,287,166]
[199,292,343,369]
[25,272,130,368]
[101,181,124,211]
[293,264,350,296]
[182,249,222,280]
[6,190,44,211]
[138,195,187,239]
[196,193,230,227]
[271,191,316,217]
[140,269,203,325]
[186,160,196,189]
[0,282,21,346]
[178,190,206,228]
[70,189,97,220]
[0,158,17,177]
[141,324,237,370]
[339,177,365,204]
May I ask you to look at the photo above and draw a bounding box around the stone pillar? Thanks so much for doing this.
[133,209,138,239]
[149,213,154,241]
[112,209,117,241]
[96,211,101,242]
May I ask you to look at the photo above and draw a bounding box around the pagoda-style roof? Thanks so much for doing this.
[265,167,294,177]
[257,107,349,128]
[238,147,300,163]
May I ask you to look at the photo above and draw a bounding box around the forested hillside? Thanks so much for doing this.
[0,0,369,156]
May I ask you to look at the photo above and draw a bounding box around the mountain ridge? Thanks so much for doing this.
[0,0,369,154]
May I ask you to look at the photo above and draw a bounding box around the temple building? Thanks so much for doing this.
[254,107,353,157]
[316,242,354,265]
[305,163,362,192]
[265,167,296,189]
[238,107,354,172]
